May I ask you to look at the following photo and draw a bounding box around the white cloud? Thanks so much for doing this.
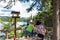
[0,1,8,7]
[0,8,11,16]
[0,0,38,18]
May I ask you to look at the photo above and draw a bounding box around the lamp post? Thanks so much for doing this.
[11,11,20,40]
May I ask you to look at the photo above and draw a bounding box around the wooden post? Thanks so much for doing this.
[6,31,8,39]
[11,11,20,40]
[14,18,16,40]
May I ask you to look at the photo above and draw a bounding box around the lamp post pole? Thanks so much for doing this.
[14,18,16,40]
[11,11,20,40]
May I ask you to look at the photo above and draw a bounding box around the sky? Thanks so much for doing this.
[0,0,38,18]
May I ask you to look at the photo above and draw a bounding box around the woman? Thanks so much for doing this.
[34,21,46,40]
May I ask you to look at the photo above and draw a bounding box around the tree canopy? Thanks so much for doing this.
[0,0,52,12]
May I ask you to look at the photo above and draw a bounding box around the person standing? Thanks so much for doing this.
[24,20,34,38]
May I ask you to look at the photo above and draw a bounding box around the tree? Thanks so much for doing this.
[0,16,13,39]
[33,0,53,27]
[59,0,60,38]
[33,11,53,27]
[0,16,22,39]
[53,0,59,40]
[0,0,48,11]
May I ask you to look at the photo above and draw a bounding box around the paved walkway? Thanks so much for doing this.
[5,37,48,40]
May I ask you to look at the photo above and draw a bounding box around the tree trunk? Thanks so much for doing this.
[53,0,59,40]
[59,13,60,39]
[59,0,60,38]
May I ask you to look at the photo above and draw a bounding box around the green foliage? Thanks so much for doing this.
[8,30,23,38]
[8,31,14,39]
[17,26,22,28]
[33,11,53,27]
[0,16,22,38]
[16,31,23,38]
[33,0,53,27]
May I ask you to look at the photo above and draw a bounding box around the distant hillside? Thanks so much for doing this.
[0,16,27,22]
[0,16,11,22]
